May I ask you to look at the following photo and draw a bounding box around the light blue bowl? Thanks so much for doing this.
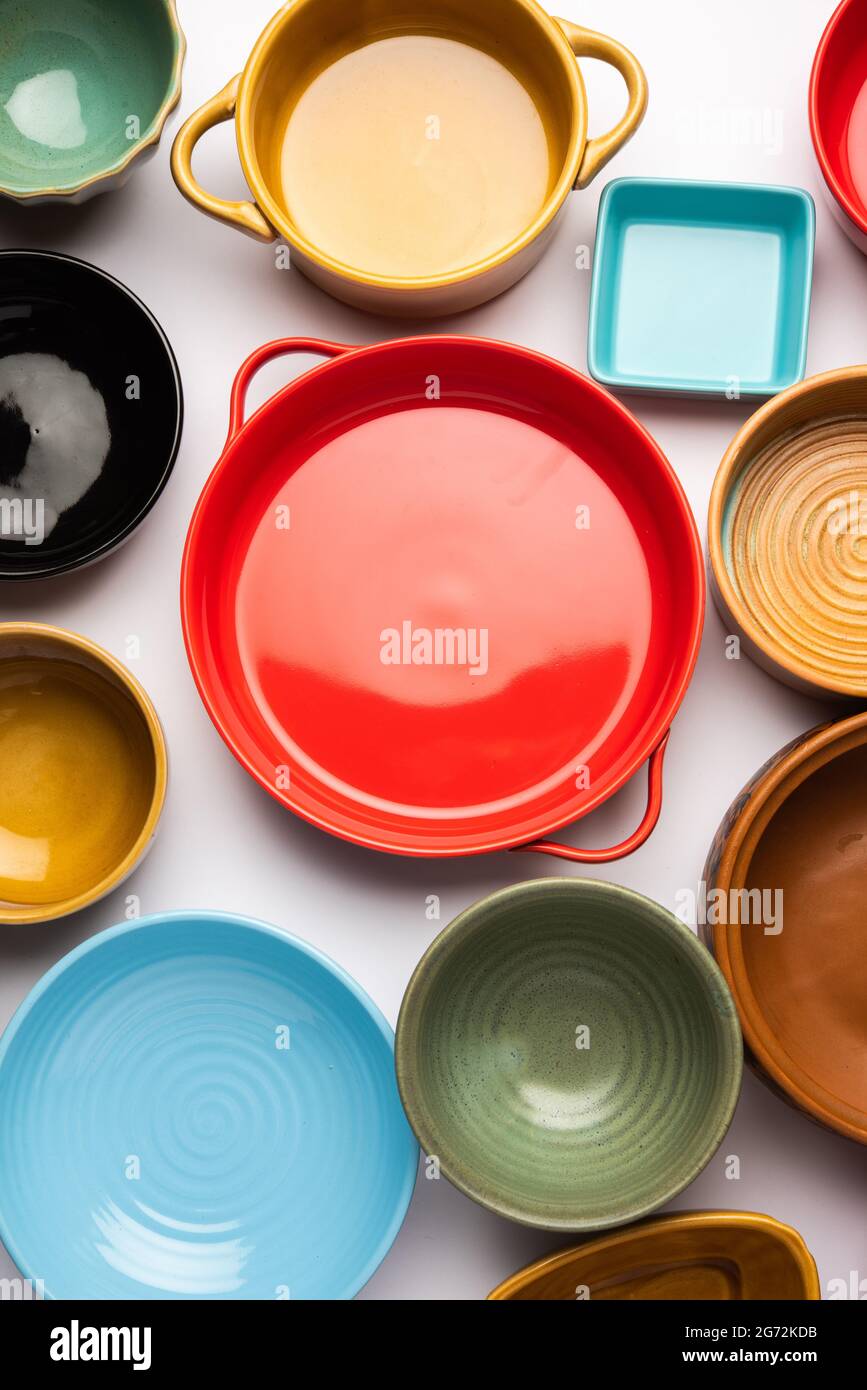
[0,912,417,1300]
[588,178,815,399]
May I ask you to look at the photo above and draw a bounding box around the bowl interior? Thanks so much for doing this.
[732,730,867,1136]
[397,881,741,1228]
[716,372,867,696]
[589,180,813,397]
[0,0,179,194]
[0,914,417,1298]
[0,631,160,918]
[0,252,182,579]
[183,338,702,855]
[244,0,578,280]
[812,0,867,233]
[489,1212,819,1300]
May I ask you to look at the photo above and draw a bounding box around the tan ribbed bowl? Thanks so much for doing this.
[709,366,867,697]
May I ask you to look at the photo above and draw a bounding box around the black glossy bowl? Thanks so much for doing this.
[0,251,182,579]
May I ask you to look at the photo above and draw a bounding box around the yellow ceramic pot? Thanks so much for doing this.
[0,624,167,925]
[488,1211,820,1301]
[171,0,647,316]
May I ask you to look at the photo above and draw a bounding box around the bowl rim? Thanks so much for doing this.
[395,877,743,1231]
[0,621,168,924]
[0,248,184,580]
[487,1209,821,1299]
[707,363,867,698]
[233,0,589,292]
[0,0,186,201]
[0,910,418,1299]
[709,711,867,1144]
[809,0,867,241]
[180,334,705,857]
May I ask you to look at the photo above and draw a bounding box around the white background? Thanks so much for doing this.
[1,0,866,1301]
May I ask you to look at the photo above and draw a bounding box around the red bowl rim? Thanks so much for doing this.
[809,0,867,238]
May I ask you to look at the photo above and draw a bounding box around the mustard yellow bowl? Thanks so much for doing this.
[0,624,167,925]
[487,1211,820,1301]
[171,0,647,316]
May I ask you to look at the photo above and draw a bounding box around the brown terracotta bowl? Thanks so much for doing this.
[703,711,867,1144]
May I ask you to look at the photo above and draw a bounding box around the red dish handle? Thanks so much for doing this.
[513,731,670,863]
[227,338,354,445]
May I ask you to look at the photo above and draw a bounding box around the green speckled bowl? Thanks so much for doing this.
[0,0,184,203]
[396,879,743,1230]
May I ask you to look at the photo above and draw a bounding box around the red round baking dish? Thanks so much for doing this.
[181,337,704,859]
[809,0,867,252]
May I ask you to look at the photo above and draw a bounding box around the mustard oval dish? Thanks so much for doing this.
[488,1211,820,1300]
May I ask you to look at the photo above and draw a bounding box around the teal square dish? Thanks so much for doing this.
[587,178,815,399]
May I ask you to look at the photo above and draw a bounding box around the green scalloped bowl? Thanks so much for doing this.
[0,0,184,202]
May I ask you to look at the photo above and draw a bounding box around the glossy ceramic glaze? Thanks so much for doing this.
[709,366,867,698]
[171,0,646,315]
[0,624,166,925]
[810,0,867,253]
[282,35,552,280]
[0,0,185,202]
[181,337,704,861]
[0,912,417,1298]
[703,712,867,1145]
[488,1211,820,1300]
[0,251,183,580]
[588,179,814,398]
[395,880,742,1230]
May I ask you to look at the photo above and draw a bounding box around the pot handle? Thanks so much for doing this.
[227,337,354,444]
[513,731,669,862]
[171,75,276,242]
[555,21,648,189]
